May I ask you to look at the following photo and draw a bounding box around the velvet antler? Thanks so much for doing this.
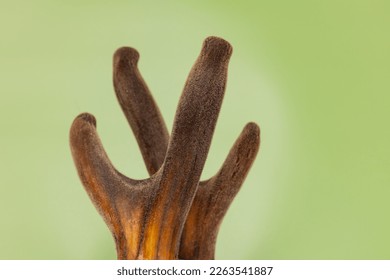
[70,36,260,260]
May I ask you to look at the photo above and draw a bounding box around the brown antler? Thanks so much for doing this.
[70,36,260,260]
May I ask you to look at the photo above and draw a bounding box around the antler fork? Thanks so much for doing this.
[70,36,260,260]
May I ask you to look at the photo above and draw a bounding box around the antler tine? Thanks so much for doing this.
[157,36,232,191]
[69,113,141,258]
[179,122,260,259]
[139,36,233,259]
[113,47,169,175]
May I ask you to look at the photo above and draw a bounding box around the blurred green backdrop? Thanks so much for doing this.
[1,0,389,259]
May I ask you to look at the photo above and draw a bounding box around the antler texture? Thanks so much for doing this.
[70,36,260,260]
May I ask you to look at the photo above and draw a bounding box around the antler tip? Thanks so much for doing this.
[242,122,261,149]
[202,36,233,60]
[73,112,97,127]
[245,121,260,136]
[113,47,140,69]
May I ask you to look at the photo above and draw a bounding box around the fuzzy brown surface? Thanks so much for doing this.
[70,36,260,259]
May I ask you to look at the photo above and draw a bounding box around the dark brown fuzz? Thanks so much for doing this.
[70,36,260,260]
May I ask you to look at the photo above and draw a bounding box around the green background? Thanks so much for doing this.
[1,0,389,259]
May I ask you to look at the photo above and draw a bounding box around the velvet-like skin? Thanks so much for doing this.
[70,36,260,260]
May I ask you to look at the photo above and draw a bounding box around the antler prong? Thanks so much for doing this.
[113,47,169,175]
